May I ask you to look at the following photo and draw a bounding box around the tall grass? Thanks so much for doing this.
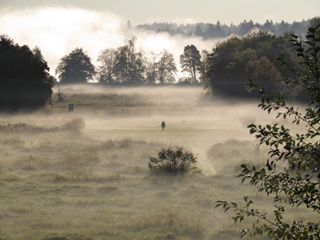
[0,86,311,239]
[0,127,260,239]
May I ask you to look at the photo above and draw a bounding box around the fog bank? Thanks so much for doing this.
[0,6,220,77]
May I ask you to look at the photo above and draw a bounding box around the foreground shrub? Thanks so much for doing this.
[148,147,198,175]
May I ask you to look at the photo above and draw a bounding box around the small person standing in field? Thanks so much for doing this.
[161,121,166,131]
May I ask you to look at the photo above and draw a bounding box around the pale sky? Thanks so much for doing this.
[1,0,319,25]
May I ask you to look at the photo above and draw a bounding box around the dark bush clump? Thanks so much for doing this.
[148,147,198,175]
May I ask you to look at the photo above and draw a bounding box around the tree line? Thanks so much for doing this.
[136,17,320,39]
[1,17,319,110]
[56,29,312,101]
[56,37,204,85]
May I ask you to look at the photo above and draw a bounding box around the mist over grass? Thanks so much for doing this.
[0,85,313,239]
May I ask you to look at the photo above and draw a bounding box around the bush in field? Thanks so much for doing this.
[148,147,198,175]
[216,24,320,239]
[63,118,85,132]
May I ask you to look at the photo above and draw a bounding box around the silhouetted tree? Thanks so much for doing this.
[195,24,203,37]
[278,20,290,35]
[239,20,255,35]
[204,24,215,38]
[180,45,202,83]
[204,32,299,98]
[0,35,55,111]
[261,19,275,33]
[113,37,146,84]
[146,52,158,84]
[199,49,209,82]
[309,17,320,28]
[146,49,177,84]
[56,48,95,83]
[215,21,225,37]
[290,21,305,36]
[32,46,45,61]
[157,49,177,84]
[97,48,116,83]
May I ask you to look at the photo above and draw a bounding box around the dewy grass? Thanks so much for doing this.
[0,86,312,239]
[52,92,151,112]
[0,132,253,239]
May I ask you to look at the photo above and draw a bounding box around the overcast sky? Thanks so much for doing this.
[1,0,319,25]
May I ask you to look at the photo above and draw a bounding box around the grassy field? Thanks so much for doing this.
[0,85,315,240]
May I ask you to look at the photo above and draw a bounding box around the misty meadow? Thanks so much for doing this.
[0,6,319,239]
[0,85,282,240]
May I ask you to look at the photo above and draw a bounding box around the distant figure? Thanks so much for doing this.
[161,121,166,131]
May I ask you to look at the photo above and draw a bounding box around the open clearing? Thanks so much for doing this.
[0,85,313,240]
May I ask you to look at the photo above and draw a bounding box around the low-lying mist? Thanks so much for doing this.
[0,85,313,239]
[1,85,275,175]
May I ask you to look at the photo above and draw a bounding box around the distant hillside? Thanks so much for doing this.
[136,17,319,39]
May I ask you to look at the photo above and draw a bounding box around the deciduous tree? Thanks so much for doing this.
[146,49,177,84]
[157,49,177,84]
[56,48,95,84]
[0,35,55,110]
[97,48,116,83]
[180,45,202,83]
[204,33,298,98]
[113,37,146,84]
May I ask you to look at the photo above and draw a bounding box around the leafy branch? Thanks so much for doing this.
[216,24,320,239]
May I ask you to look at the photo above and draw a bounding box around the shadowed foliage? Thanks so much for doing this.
[216,24,320,239]
[0,35,55,111]
[203,31,307,100]
[148,147,199,175]
[56,48,95,84]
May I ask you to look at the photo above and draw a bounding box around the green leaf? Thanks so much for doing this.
[231,202,238,207]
